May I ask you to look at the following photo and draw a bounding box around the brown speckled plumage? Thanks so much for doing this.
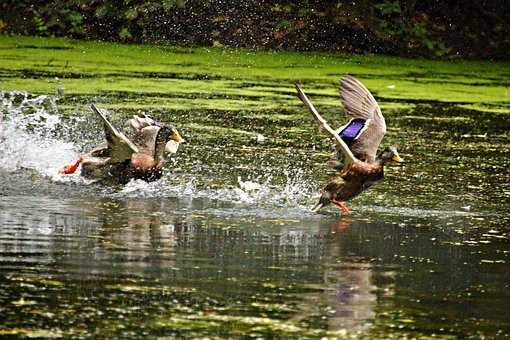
[69,104,185,184]
[296,76,402,213]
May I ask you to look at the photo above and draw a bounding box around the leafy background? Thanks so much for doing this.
[1,0,509,59]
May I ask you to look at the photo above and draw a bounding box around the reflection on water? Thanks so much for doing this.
[322,238,377,334]
[1,195,509,337]
[0,196,373,336]
[1,91,510,337]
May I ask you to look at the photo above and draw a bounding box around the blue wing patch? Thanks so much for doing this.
[338,118,368,146]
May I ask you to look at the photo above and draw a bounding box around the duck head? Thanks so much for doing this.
[378,146,403,164]
[154,126,186,162]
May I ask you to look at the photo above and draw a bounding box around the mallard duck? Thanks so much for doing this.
[61,104,185,183]
[296,75,403,213]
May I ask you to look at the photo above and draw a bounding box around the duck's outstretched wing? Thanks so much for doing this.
[90,104,138,163]
[295,82,357,166]
[338,75,386,163]
[128,114,159,156]
[128,114,181,158]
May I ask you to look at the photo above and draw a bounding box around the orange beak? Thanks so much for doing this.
[392,153,403,163]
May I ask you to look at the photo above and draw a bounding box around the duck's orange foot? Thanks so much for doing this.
[331,198,351,215]
[61,155,83,174]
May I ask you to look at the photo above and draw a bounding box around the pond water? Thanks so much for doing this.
[0,84,509,338]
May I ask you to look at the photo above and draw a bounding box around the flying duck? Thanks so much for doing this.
[296,75,403,213]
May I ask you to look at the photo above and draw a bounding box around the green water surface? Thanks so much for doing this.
[0,35,509,338]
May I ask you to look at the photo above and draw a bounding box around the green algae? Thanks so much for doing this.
[0,328,63,338]
[1,34,510,339]
[0,35,509,114]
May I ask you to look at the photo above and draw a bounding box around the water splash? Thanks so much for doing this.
[114,170,317,216]
[0,91,318,217]
[0,91,80,180]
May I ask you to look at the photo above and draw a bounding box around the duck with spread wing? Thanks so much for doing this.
[61,104,186,183]
[295,75,403,214]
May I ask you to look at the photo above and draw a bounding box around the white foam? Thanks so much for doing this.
[113,170,316,218]
[0,91,81,180]
[0,91,318,217]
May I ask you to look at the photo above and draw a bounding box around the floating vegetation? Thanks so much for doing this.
[0,36,509,338]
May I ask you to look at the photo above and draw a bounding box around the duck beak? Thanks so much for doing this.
[171,130,186,144]
[392,153,403,163]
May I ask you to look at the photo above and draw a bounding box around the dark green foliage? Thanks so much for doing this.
[0,0,508,59]
[374,1,450,57]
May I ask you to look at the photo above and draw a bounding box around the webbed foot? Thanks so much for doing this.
[331,198,351,215]
[61,155,83,174]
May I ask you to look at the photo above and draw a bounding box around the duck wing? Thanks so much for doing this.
[338,75,386,163]
[295,82,357,166]
[128,114,160,156]
[129,115,182,159]
[90,104,139,163]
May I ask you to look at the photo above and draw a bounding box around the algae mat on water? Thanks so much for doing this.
[0,35,509,114]
[1,34,509,214]
[2,35,510,339]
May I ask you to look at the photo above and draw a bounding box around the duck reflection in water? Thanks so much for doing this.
[322,231,378,334]
[0,196,383,336]
[289,220,381,334]
[331,216,353,231]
